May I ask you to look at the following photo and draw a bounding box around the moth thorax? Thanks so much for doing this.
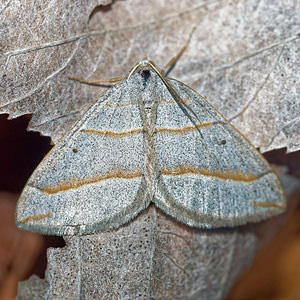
[143,98,155,110]
[140,87,157,111]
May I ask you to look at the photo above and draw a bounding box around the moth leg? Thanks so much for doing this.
[69,76,126,86]
[161,26,196,76]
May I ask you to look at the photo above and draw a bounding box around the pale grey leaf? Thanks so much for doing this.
[0,0,299,151]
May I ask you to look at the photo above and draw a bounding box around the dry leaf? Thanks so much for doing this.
[0,0,299,151]
[18,206,260,299]
[1,0,299,299]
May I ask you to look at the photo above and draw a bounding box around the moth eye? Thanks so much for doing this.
[72,148,78,153]
[220,140,227,145]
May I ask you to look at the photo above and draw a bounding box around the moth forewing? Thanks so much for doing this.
[15,60,285,236]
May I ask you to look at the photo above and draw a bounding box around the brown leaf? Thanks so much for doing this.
[228,181,300,300]
[0,192,43,300]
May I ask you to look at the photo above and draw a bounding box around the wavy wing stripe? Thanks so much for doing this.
[39,169,143,194]
[156,123,218,134]
[81,128,144,138]
[161,165,268,182]
[252,201,285,209]
[19,213,53,224]
[81,122,219,138]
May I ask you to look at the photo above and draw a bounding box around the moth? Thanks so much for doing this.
[15,57,285,236]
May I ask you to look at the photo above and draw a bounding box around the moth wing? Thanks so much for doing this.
[16,81,149,235]
[153,79,285,228]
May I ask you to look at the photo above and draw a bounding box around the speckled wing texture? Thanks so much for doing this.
[16,80,150,235]
[153,78,285,228]
[16,62,286,236]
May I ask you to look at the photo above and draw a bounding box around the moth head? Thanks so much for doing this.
[128,58,161,80]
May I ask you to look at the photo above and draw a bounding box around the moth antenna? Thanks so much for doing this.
[149,61,204,132]
[161,26,197,76]
[69,76,126,86]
